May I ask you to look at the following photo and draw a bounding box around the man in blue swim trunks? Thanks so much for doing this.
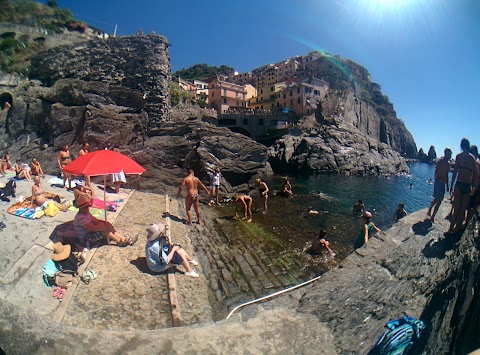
[427,148,452,223]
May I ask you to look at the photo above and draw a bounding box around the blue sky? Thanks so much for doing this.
[45,0,479,156]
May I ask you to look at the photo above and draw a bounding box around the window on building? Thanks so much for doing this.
[260,89,263,94]
[290,100,293,106]
[297,87,300,94]
[283,93,286,99]
[259,119,264,126]
[261,105,264,109]
[314,90,319,95]
[290,90,293,97]
[297,97,301,104]
[212,92,214,97]
[271,86,274,91]
[223,89,227,96]
[236,101,239,106]
[223,98,227,104]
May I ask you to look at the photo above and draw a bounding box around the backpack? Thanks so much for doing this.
[0,180,17,201]
[368,315,425,355]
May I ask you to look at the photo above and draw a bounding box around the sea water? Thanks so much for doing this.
[249,162,438,277]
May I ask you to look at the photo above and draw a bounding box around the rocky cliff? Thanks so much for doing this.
[0,78,271,192]
[268,114,409,175]
[29,35,171,128]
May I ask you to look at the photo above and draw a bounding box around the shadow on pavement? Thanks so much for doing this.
[130,257,183,275]
[162,212,186,224]
[412,219,433,236]
[422,231,463,259]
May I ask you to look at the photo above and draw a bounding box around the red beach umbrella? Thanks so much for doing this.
[63,149,145,221]
[63,149,145,176]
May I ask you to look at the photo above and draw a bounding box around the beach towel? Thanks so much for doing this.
[68,205,105,219]
[92,197,118,209]
[48,177,83,187]
[7,192,64,220]
[368,315,425,355]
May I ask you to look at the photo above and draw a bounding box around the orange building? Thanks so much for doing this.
[208,77,248,113]
[275,78,329,115]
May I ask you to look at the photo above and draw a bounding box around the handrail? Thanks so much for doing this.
[225,274,322,319]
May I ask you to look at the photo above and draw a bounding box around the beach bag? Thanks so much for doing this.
[0,180,17,200]
[42,259,59,287]
[44,202,59,217]
[368,315,425,355]
[54,270,77,288]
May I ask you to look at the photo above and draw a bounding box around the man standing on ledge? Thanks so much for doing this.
[177,169,210,225]
[427,148,452,223]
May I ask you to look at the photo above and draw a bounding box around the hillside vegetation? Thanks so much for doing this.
[174,63,234,82]
[0,0,85,73]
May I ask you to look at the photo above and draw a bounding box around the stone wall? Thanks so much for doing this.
[29,35,171,128]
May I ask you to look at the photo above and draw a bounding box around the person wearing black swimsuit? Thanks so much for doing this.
[448,138,478,234]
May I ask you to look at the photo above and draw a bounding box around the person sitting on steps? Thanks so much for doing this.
[73,194,137,248]
[145,222,199,277]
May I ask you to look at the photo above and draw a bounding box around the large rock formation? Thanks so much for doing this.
[29,35,171,128]
[0,78,270,193]
[268,115,409,175]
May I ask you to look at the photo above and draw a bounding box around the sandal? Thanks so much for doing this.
[128,234,138,246]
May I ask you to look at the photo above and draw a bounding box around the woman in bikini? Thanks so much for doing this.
[30,157,44,177]
[57,144,72,189]
[256,178,269,213]
[14,159,32,181]
[448,138,478,233]
[31,176,67,211]
[3,151,12,169]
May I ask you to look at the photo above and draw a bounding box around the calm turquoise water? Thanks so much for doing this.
[249,162,438,272]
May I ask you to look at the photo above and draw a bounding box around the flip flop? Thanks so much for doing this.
[128,234,139,246]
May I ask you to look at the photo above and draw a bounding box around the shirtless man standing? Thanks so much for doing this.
[177,169,210,225]
[448,138,478,233]
[427,148,452,223]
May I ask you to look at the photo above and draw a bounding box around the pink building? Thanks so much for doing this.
[275,78,329,115]
[208,78,248,113]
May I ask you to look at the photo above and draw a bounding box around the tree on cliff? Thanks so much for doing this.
[428,146,437,162]
[174,64,234,82]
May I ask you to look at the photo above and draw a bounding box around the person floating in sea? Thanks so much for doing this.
[352,200,365,216]
[447,138,478,234]
[256,178,269,213]
[279,177,293,197]
[393,202,408,223]
[307,229,336,257]
[232,194,253,222]
[427,148,452,223]
[307,206,328,215]
[354,211,382,249]
[208,167,222,206]
[177,169,210,225]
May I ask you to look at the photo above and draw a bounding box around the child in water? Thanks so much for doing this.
[308,229,336,257]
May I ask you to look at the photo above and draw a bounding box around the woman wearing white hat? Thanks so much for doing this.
[145,223,199,277]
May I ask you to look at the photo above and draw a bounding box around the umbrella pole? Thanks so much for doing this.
[104,175,107,223]
[103,175,111,245]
